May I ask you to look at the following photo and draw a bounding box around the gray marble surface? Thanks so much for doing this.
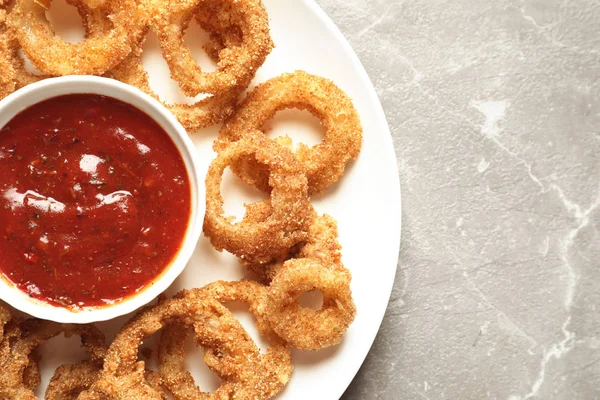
[315,1,600,399]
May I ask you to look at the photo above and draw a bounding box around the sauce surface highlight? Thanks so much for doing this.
[0,94,191,308]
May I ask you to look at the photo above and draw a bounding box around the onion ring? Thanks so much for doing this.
[159,281,292,399]
[216,71,363,195]
[7,0,143,75]
[150,0,273,97]
[203,133,313,266]
[266,258,356,350]
[46,363,166,400]
[80,293,262,399]
[105,41,243,132]
[0,319,107,399]
[0,320,26,398]
[0,0,122,93]
[0,307,41,392]
[105,0,261,132]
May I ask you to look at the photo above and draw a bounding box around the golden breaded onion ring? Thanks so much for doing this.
[203,134,314,266]
[105,40,243,132]
[0,0,113,93]
[159,281,292,400]
[45,363,166,400]
[0,311,43,394]
[0,319,106,399]
[8,0,143,75]
[151,0,273,97]
[266,258,356,350]
[216,71,363,195]
[81,291,268,399]
[104,0,248,132]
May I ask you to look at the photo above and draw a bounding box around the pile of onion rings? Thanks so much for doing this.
[0,0,273,131]
[0,0,363,396]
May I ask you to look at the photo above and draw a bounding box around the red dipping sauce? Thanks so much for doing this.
[0,94,191,309]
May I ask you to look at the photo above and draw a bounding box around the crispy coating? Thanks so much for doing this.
[46,363,101,400]
[159,281,292,400]
[45,363,165,400]
[7,0,144,75]
[0,0,17,98]
[150,0,273,97]
[203,133,314,267]
[0,319,28,400]
[23,350,42,392]
[194,0,243,63]
[0,43,15,99]
[242,211,347,282]
[266,258,356,351]
[0,303,41,394]
[216,70,363,195]
[0,319,107,399]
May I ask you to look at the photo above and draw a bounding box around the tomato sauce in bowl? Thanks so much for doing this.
[0,94,191,309]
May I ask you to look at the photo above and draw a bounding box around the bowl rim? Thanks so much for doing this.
[0,75,204,324]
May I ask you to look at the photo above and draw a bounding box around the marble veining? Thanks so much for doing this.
[315,0,600,398]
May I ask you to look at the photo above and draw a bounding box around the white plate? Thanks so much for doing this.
[29,0,401,398]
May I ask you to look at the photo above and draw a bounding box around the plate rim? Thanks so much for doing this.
[301,0,403,397]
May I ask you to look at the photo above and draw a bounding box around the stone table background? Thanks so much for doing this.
[314,0,600,399]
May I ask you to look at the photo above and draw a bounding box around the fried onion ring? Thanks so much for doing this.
[1,0,125,93]
[266,258,356,350]
[46,363,166,400]
[216,71,363,195]
[0,319,107,399]
[203,134,313,266]
[159,281,292,399]
[104,0,266,132]
[150,0,273,97]
[105,41,243,132]
[7,0,142,75]
[80,292,270,399]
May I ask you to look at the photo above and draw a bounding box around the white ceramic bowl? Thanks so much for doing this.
[0,76,204,324]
